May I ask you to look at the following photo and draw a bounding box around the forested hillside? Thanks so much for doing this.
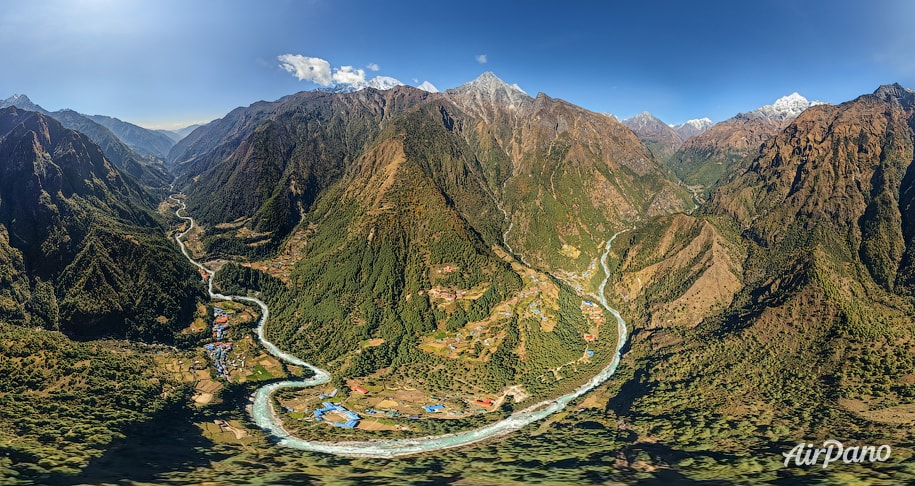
[0,107,202,338]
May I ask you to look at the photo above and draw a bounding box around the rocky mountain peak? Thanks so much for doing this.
[873,83,915,107]
[623,111,667,130]
[445,72,531,120]
[0,93,46,113]
[451,72,529,99]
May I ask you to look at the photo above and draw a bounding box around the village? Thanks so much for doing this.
[158,296,289,407]
[273,379,506,433]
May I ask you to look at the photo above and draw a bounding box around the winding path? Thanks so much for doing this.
[170,195,630,458]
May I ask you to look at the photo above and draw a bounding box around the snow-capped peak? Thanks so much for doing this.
[510,83,527,95]
[363,76,404,90]
[670,117,714,139]
[317,76,405,94]
[416,81,439,93]
[682,117,713,130]
[748,93,823,121]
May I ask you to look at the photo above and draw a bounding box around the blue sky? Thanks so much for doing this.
[1,0,912,129]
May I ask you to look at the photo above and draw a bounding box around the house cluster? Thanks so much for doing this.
[205,341,234,379]
[429,287,466,301]
[580,300,603,326]
[205,306,241,379]
[581,300,604,343]
[529,300,546,321]
[313,402,360,429]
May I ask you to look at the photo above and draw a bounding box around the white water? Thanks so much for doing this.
[171,195,630,458]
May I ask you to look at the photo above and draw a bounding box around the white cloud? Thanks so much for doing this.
[278,54,410,92]
[332,65,366,85]
[366,62,380,71]
[277,54,332,85]
[475,54,487,64]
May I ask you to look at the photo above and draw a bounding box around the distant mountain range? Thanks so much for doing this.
[157,123,205,142]
[316,76,440,94]
[667,92,823,190]
[622,111,686,162]
[86,113,176,159]
[0,94,173,188]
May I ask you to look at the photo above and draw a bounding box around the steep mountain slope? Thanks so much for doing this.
[710,84,915,296]
[212,101,616,406]
[2,95,171,188]
[669,93,822,191]
[622,111,684,162]
[170,87,439,253]
[0,107,200,338]
[446,73,692,278]
[87,114,176,159]
[49,110,171,189]
[601,84,915,478]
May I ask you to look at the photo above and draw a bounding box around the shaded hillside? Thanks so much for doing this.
[0,107,200,338]
[1,96,170,188]
[50,110,171,189]
[0,322,191,482]
[87,114,176,159]
[170,87,437,247]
